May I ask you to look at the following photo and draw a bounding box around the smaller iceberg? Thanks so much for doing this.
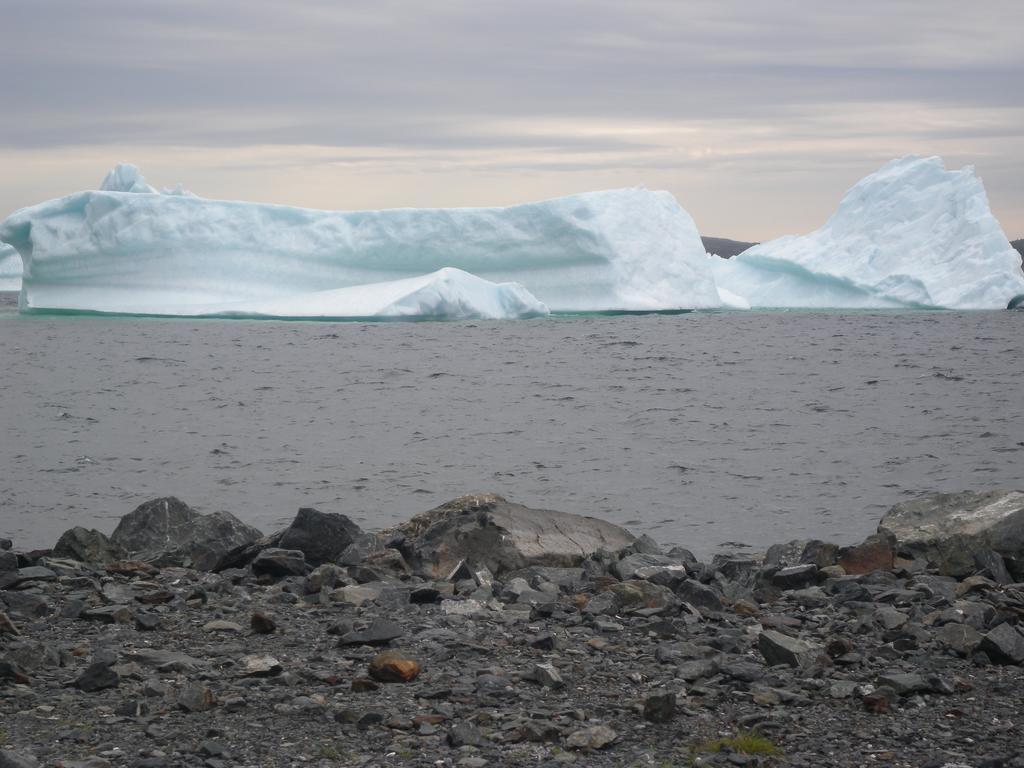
[711,156,1024,310]
[0,243,20,291]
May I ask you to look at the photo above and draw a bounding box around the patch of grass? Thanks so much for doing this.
[316,743,345,761]
[692,730,780,758]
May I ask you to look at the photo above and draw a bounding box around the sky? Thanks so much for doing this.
[1,0,1022,241]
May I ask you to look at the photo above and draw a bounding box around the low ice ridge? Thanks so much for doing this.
[0,165,723,318]
[712,156,1024,310]
[76,267,549,320]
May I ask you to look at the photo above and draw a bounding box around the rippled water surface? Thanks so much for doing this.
[1,290,1022,556]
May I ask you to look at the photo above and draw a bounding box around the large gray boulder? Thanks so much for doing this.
[390,493,635,579]
[214,507,362,571]
[52,527,126,565]
[110,497,262,571]
[878,490,1024,577]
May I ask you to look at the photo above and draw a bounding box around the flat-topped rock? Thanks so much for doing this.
[389,493,635,578]
[878,490,1024,577]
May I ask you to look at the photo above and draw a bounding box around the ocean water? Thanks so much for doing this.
[1,290,1021,557]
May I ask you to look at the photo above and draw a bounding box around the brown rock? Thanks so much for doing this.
[250,612,277,634]
[106,560,160,577]
[351,677,380,692]
[839,534,894,575]
[368,651,421,683]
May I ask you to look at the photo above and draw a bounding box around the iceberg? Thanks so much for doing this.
[0,165,722,319]
[711,156,1024,310]
[0,243,20,291]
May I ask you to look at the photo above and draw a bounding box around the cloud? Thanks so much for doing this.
[0,0,1021,238]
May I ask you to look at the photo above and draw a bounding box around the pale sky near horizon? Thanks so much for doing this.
[1,0,1022,241]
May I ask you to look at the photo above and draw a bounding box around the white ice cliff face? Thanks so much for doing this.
[0,165,722,318]
[0,243,21,291]
[711,156,1024,310]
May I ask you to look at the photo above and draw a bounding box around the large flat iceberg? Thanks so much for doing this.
[711,156,1024,310]
[0,165,722,319]
[0,243,20,292]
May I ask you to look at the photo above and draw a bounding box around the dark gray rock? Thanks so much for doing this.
[52,527,126,565]
[0,539,10,550]
[277,507,362,566]
[0,566,57,590]
[447,722,487,747]
[673,579,724,613]
[973,548,1013,584]
[251,548,310,578]
[979,623,1024,665]
[0,750,41,768]
[643,690,676,722]
[771,564,818,590]
[876,672,928,695]
[75,662,119,692]
[339,619,404,647]
[611,552,675,581]
[0,660,30,685]
[935,623,982,655]
[0,550,17,572]
[878,490,1024,577]
[758,629,822,668]
[389,493,635,578]
[110,497,262,570]
[176,682,216,712]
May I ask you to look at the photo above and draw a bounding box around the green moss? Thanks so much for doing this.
[693,730,780,757]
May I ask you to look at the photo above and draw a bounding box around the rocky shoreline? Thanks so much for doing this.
[2,491,1024,768]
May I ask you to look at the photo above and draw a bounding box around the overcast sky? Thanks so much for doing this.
[1,0,1022,240]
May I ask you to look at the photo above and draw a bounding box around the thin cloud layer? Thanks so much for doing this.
[1,0,1021,239]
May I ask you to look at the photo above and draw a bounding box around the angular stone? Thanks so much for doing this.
[0,566,57,590]
[973,548,1013,584]
[673,580,723,613]
[876,672,928,695]
[607,580,678,613]
[838,534,894,575]
[878,490,1024,577]
[75,662,119,692]
[239,654,283,677]
[566,724,617,749]
[251,548,310,578]
[276,507,363,566]
[368,651,421,683]
[771,564,818,590]
[978,623,1024,665]
[935,623,982,655]
[530,662,564,689]
[447,722,486,748]
[339,619,404,647]
[126,649,205,673]
[863,685,897,714]
[389,493,635,578]
[643,690,676,723]
[110,497,261,570]
[758,629,822,668]
[176,683,216,712]
[52,527,126,565]
[441,598,485,616]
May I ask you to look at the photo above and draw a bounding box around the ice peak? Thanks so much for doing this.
[99,164,157,194]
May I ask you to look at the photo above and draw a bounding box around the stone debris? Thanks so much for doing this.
[0,491,1023,766]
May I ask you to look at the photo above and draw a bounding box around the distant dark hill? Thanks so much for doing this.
[701,236,758,258]
[1012,239,1023,260]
